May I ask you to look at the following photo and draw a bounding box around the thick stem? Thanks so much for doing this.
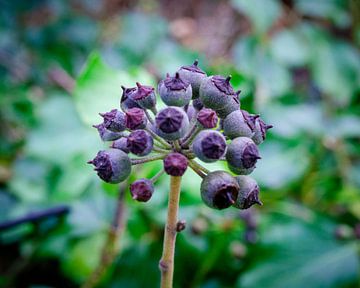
[159,176,182,288]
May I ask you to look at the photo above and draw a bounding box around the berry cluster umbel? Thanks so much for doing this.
[88,60,272,210]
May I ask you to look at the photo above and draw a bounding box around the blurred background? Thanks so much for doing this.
[1,0,360,287]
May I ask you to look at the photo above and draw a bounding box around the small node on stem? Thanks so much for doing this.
[176,220,186,232]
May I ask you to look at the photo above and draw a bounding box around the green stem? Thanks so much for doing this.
[151,169,165,183]
[145,126,172,149]
[159,176,182,288]
[188,161,206,178]
[144,109,155,125]
[181,124,202,147]
[131,154,166,165]
[189,160,210,174]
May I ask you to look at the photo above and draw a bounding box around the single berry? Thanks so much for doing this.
[155,107,189,140]
[127,130,153,156]
[93,123,124,141]
[233,176,262,209]
[111,137,130,153]
[226,137,260,175]
[193,98,204,111]
[199,75,235,110]
[130,178,154,202]
[100,109,126,132]
[223,110,255,139]
[177,60,207,99]
[88,149,131,183]
[197,108,218,128]
[158,72,192,107]
[252,117,273,145]
[215,91,241,119]
[200,171,239,210]
[125,107,147,130]
[129,82,157,110]
[120,85,140,111]
[192,130,226,163]
[241,110,258,131]
[163,152,188,176]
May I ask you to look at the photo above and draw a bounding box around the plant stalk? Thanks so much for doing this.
[159,176,182,288]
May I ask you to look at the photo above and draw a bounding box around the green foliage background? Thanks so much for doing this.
[0,0,360,287]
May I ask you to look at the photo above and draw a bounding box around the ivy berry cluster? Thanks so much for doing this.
[88,60,272,210]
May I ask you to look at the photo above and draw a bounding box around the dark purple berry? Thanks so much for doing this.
[223,110,255,139]
[163,152,188,176]
[226,137,260,175]
[199,75,235,110]
[192,130,226,163]
[120,85,140,111]
[241,110,258,131]
[99,109,126,132]
[111,137,130,153]
[127,130,153,156]
[252,117,273,145]
[130,179,154,202]
[93,123,124,141]
[177,60,207,99]
[129,82,157,110]
[233,176,262,209]
[155,107,189,140]
[193,98,204,111]
[88,149,131,183]
[200,171,239,210]
[197,108,218,128]
[158,72,192,107]
[125,108,147,130]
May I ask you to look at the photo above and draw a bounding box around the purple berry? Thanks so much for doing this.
[193,98,204,111]
[200,171,239,210]
[111,137,130,153]
[158,72,192,107]
[223,110,256,139]
[197,108,218,128]
[226,137,260,175]
[215,92,241,119]
[125,108,147,130]
[252,117,273,145]
[155,107,189,140]
[177,60,207,99]
[233,176,262,209]
[192,130,226,163]
[163,153,188,176]
[127,130,153,156]
[100,109,126,132]
[88,149,131,183]
[130,178,154,202]
[93,123,124,141]
[186,104,197,121]
[129,82,157,110]
[120,85,140,111]
[199,75,235,110]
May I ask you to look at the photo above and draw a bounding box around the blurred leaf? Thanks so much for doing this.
[239,212,359,288]
[74,52,154,126]
[295,0,350,27]
[231,0,281,34]
[253,141,310,189]
[270,29,310,66]
[26,94,98,165]
[62,232,105,282]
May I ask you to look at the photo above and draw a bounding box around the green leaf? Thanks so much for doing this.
[62,233,105,282]
[74,52,154,126]
[239,210,360,288]
[270,29,310,66]
[231,0,281,34]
